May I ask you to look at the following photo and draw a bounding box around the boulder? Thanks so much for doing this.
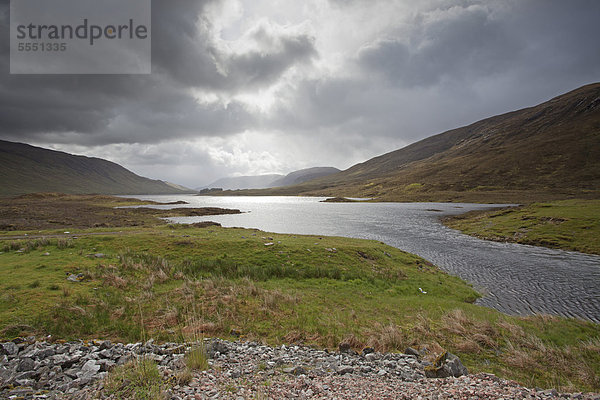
[424,352,468,378]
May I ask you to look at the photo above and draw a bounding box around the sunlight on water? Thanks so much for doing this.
[122,195,600,322]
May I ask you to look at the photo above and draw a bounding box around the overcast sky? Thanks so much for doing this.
[1,0,599,188]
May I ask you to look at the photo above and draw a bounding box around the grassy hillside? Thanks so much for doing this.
[270,167,341,187]
[0,195,598,391]
[231,83,600,202]
[0,140,195,196]
[444,199,600,255]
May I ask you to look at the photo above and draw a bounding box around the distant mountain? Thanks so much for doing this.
[0,140,195,196]
[200,174,284,191]
[270,167,341,187]
[200,167,341,191]
[249,83,600,202]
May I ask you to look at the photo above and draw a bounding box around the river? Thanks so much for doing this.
[122,195,600,322]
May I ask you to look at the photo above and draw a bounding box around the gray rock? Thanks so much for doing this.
[67,273,85,282]
[282,366,307,375]
[97,359,116,372]
[337,365,354,375]
[64,368,79,379]
[14,370,38,381]
[424,352,468,378]
[33,347,55,359]
[16,357,35,372]
[98,349,113,359]
[404,347,420,357]
[207,340,229,357]
[98,340,112,351]
[362,347,375,355]
[8,387,34,396]
[1,342,19,356]
[445,353,468,377]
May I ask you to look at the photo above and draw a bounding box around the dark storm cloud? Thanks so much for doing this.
[152,2,317,91]
[1,0,599,186]
[357,4,523,87]
[355,1,600,89]
[270,0,600,142]
[0,0,316,144]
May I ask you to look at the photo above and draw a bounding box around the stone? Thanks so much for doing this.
[97,359,116,372]
[338,342,351,353]
[99,349,113,359]
[282,366,307,375]
[445,354,468,377]
[542,388,559,397]
[424,352,468,378]
[207,340,229,357]
[404,347,420,357]
[67,273,85,282]
[362,347,375,355]
[33,347,55,359]
[14,370,37,381]
[337,365,354,375]
[16,357,35,372]
[1,342,19,356]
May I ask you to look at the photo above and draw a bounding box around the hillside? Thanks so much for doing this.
[0,140,194,196]
[245,83,600,202]
[270,166,341,187]
[199,167,340,191]
[200,174,284,190]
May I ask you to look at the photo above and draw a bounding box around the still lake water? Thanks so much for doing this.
[124,195,600,322]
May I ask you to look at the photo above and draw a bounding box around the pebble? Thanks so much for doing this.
[1,338,598,400]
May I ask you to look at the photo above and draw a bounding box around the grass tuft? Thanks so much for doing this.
[103,359,164,400]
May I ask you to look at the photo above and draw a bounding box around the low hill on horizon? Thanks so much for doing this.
[199,167,341,191]
[198,174,285,191]
[238,83,600,202]
[0,140,195,196]
[270,167,341,187]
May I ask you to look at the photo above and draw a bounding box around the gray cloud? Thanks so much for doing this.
[0,0,315,145]
[1,0,599,187]
[269,0,600,143]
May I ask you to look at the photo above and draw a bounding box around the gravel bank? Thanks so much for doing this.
[1,337,598,399]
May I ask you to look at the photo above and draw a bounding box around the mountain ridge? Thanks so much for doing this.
[0,140,195,196]
[200,167,341,191]
[223,83,600,202]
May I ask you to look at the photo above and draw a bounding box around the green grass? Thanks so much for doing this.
[0,224,599,392]
[103,359,164,400]
[185,344,209,371]
[444,199,600,255]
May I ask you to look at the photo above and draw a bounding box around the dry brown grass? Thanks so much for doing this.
[100,265,129,289]
[339,334,364,351]
[455,339,482,353]
[366,323,406,352]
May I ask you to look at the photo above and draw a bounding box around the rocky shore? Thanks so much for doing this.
[1,337,598,399]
